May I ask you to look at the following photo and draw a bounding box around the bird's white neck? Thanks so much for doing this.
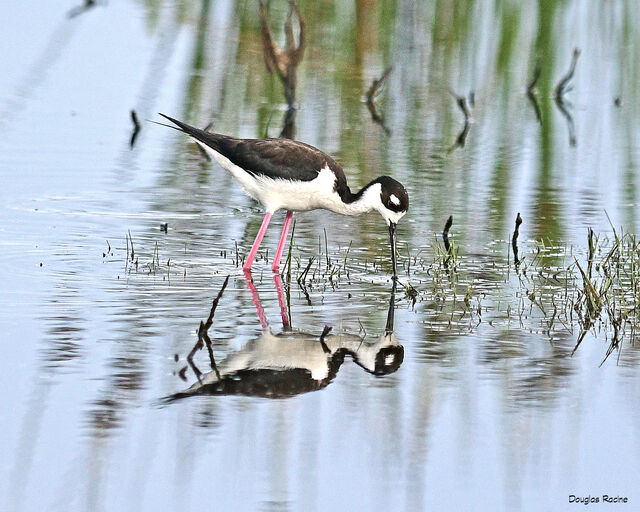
[333,182,383,216]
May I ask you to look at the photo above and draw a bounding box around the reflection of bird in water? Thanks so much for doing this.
[165,276,403,401]
[156,114,409,279]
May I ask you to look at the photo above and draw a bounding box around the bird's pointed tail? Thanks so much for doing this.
[158,113,192,132]
[156,113,221,156]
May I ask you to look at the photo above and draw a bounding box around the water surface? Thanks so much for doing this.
[1,1,640,511]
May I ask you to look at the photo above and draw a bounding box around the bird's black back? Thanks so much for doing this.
[160,114,347,186]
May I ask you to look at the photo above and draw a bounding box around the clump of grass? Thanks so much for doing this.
[121,230,191,280]
[569,228,640,363]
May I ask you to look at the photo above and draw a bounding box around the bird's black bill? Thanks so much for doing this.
[389,222,398,280]
[385,279,397,334]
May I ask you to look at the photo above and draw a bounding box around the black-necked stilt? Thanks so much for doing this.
[158,114,409,278]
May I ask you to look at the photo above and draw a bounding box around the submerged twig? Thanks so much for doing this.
[554,96,577,146]
[366,66,393,103]
[512,213,523,266]
[448,89,471,152]
[366,102,391,136]
[552,48,580,146]
[527,90,542,123]
[442,215,453,254]
[442,215,455,269]
[451,90,471,120]
[186,337,203,384]
[128,230,135,262]
[526,60,542,123]
[365,66,393,135]
[527,59,542,93]
[204,275,230,331]
[554,48,581,100]
[129,110,141,148]
[552,49,579,146]
[185,276,230,382]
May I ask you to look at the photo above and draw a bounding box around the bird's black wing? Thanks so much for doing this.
[159,114,341,183]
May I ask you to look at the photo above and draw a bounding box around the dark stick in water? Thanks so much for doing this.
[448,90,471,152]
[184,276,230,381]
[554,48,581,100]
[553,49,580,146]
[512,213,522,265]
[128,230,135,262]
[204,275,230,331]
[201,275,230,379]
[554,96,577,146]
[366,66,393,135]
[527,59,542,93]
[186,337,203,384]
[526,60,542,123]
[443,215,453,254]
[442,215,454,269]
[129,110,141,148]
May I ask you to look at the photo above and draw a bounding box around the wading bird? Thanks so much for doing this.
[158,114,409,278]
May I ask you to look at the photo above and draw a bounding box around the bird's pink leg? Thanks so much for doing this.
[243,269,268,329]
[243,212,272,271]
[271,210,294,273]
[273,273,290,328]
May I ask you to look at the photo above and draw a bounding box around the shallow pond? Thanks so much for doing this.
[1,1,640,511]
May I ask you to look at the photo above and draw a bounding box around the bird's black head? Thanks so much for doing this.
[373,176,409,280]
[376,176,409,224]
[372,344,405,376]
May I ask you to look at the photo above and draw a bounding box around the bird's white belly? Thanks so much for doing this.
[254,170,342,213]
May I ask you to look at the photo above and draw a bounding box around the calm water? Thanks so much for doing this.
[2,1,640,511]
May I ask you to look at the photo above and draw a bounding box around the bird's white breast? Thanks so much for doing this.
[254,166,343,213]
